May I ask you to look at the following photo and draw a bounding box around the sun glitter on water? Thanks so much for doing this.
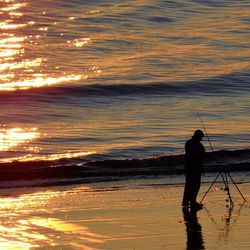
[0,0,86,91]
[0,75,85,91]
[2,151,96,163]
[0,127,39,151]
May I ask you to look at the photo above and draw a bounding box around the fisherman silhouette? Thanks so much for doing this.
[182,129,205,210]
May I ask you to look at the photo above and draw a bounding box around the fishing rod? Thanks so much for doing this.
[196,113,246,205]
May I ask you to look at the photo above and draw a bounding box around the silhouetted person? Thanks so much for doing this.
[182,130,205,210]
[182,206,205,249]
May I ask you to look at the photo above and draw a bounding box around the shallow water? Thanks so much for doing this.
[0,0,249,163]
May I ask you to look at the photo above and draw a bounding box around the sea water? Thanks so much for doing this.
[0,0,249,165]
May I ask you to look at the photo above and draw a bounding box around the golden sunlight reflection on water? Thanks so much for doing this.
[0,127,39,151]
[2,2,27,12]
[0,22,27,30]
[0,125,95,162]
[0,74,85,91]
[1,151,95,163]
[1,0,249,90]
[0,0,86,91]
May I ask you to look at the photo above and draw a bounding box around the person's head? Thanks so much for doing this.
[193,129,204,141]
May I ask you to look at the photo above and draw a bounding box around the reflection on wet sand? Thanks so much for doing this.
[182,207,205,250]
[0,213,107,249]
[0,182,249,249]
[0,189,107,249]
[182,204,245,250]
[204,204,245,247]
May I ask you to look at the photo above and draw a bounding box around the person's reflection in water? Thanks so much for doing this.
[182,206,205,249]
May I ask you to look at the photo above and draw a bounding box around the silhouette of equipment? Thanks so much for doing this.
[196,113,246,208]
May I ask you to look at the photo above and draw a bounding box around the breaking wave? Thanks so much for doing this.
[0,148,249,189]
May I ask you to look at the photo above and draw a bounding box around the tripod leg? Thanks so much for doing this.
[200,171,221,203]
[227,172,247,202]
[223,172,234,207]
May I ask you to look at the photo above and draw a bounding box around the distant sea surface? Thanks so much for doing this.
[0,0,249,171]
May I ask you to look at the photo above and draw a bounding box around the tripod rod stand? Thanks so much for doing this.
[196,113,246,206]
[200,170,246,207]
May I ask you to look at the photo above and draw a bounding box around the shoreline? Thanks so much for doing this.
[0,148,249,190]
[0,160,250,189]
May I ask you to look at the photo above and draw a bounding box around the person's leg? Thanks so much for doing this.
[193,174,201,202]
[182,174,192,206]
[190,174,203,209]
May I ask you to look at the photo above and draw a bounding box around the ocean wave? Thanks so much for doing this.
[0,148,249,189]
[1,71,249,100]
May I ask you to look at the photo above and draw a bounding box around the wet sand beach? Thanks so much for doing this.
[0,175,249,249]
